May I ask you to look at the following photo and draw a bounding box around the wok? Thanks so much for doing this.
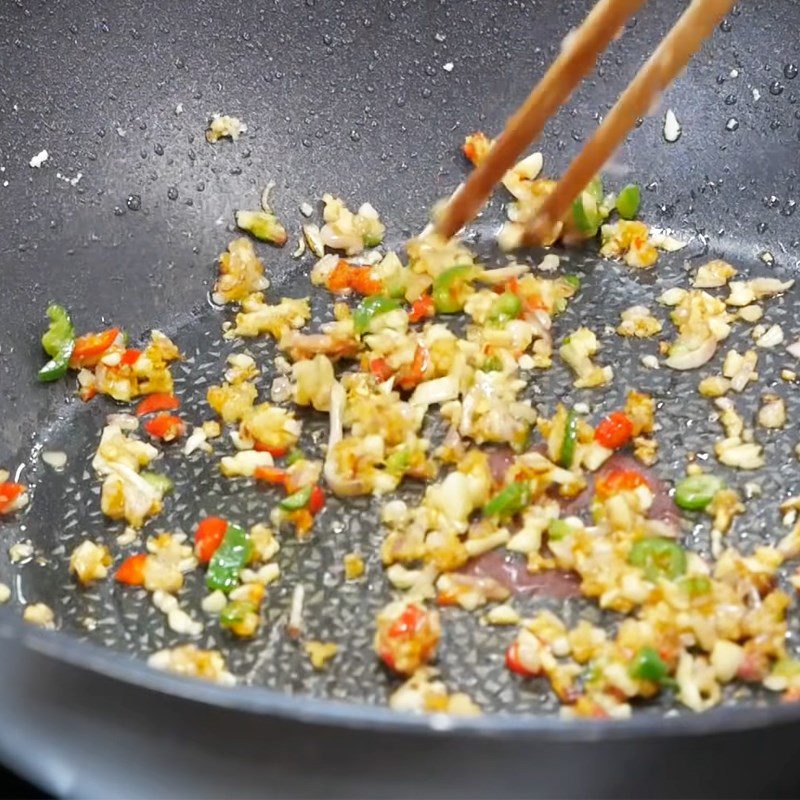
[2,0,800,796]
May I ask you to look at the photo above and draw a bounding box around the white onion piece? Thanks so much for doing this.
[786,340,800,359]
[665,338,717,370]
[476,263,530,285]
[410,376,460,407]
[260,181,275,213]
[323,382,368,496]
[287,584,305,638]
[42,450,67,470]
[106,413,139,431]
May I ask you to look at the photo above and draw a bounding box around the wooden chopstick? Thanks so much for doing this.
[525,0,736,244]
[434,0,646,240]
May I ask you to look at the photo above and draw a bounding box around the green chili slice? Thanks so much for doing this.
[674,474,724,512]
[547,518,575,541]
[41,304,74,357]
[488,291,522,323]
[286,448,305,466]
[616,184,641,220]
[628,537,687,582]
[680,575,712,597]
[38,341,74,382]
[38,304,75,383]
[558,409,578,468]
[629,646,669,683]
[352,295,400,335]
[220,600,258,629]
[141,471,174,495]
[385,449,411,476]
[483,481,531,519]
[205,524,253,593]
[572,191,601,236]
[235,210,287,245]
[279,485,312,511]
[431,264,476,314]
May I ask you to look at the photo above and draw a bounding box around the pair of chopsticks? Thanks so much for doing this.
[435,0,736,244]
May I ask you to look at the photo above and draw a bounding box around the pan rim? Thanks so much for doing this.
[7,612,800,740]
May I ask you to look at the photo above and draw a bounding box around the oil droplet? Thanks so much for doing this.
[725,117,739,131]
[126,194,141,211]
[785,64,798,80]
[153,143,164,155]
[349,130,361,142]
[724,93,737,105]
[769,80,784,96]
[756,221,768,234]
[719,18,732,32]
[166,186,178,200]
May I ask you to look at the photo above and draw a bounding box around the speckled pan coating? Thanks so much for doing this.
[1,230,797,716]
[2,0,800,722]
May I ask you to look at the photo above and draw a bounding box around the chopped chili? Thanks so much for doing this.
[558,408,579,468]
[115,553,147,586]
[143,414,185,442]
[205,524,252,593]
[674,474,724,512]
[308,485,325,515]
[594,411,634,450]
[353,296,400,335]
[483,481,531,519]
[0,483,25,514]
[69,328,120,368]
[408,294,435,323]
[505,640,538,677]
[253,466,288,487]
[628,537,687,582]
[195,516,229,564]
[629,646,669,683]
[136,393,180,417]
[595,467,650,499]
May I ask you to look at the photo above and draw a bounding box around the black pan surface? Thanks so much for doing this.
[3,0,800,771]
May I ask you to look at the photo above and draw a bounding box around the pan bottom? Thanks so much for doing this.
[5,232,800,718]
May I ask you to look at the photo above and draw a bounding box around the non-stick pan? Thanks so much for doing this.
[3,0,800,796]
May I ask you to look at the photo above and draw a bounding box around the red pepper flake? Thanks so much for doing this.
[395,344,429,391]
[0,483,25,515]
[369,358,394,383]
[326,260,382,295]
[135,393,180,417]
[253,466,288,487]
[115,553,147,586]
[594,411,634,450]
[595,467,650,499]
[408,294,434,323]
[253,441,288,458]
[120,348,142,367]
[308,485,325,515]
[505,640,538,677]
[194,516,228,564]
[388,603,426,639]
[69,328,120,368]
[143,413,185,442]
